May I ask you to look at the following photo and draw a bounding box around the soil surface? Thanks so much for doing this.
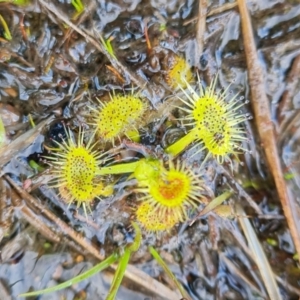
[0,0,300,299]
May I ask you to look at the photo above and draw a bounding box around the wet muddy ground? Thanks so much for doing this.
[0,0,300,299]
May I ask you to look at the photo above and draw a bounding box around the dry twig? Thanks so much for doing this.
[275,275,300,297]
[225,219,300,297]
[0,280,11,300]
[110,263,182,300]
[5,175,105,261]
[8,170,186,300]
[278,55,300,132]
[10,188,61,244]
[219,252,266,297]
[236,204,282,300]
[184,2,238,25]
[195,0,207,67]
[237,0,300,261]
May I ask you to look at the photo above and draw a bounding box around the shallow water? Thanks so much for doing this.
[0,0,300,299]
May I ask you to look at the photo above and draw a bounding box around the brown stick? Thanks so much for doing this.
[184,2,237,25]
[5,175,105,261]
[277,55,300,130]
[195,0,208,67]
[110,264,182,300]
[219,253,265,297]
[207,2,237,17]
[10,188,61,244]
[10,186,90,255]
[237,0,300,261]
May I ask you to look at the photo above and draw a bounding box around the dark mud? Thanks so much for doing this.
[0,0,300,299]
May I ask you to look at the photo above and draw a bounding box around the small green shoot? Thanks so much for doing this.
[29,160,45,173]
[0,14,12,40]
[19,253,119,297]
[28,113,35,128]
[266,238,278,247]
[149,246,191,300]
[284,172,295,180]
[0,0,29,5]
[19,224,141,299]
[106,249,131,300]
[13,0,29,4]
[0,115,6,146]
[159,23,167,32]
[127,222,142,252]
[96,158,162,188]
[106,222,141,300]
[197,190,233,217]
[99,35,116,59]
[43,242,52,249]
[71,0,84,13]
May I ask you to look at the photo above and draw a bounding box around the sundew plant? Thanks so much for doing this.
[97,157,204,230]
[90,91,146,143]
[136,160,203,223]
[166,75,249,164]
[164,54,193,89]
[136,202,180,231]
[46,127,113,216]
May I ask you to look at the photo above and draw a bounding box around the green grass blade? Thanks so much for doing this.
[198,190,233,217]
[149,246,192,300]
[106,222,141,300]
[13,0,29,4]
[99,35,116,59]
[0,0,29,5]
[0,115,6,146]
[19,253,119,297]
[29,160,45,173]
[71,0,84,13]
[106,248,131,300]
[0,14,12,40]
[128,222,141,252]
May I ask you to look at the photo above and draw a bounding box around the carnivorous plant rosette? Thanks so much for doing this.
[96,157,204,229]
[163,55,193,89]
[166,75,249,164]
[46,127,113,216]
[136,202,181,232]
[90,91,147,143]
[136,160,203,222]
